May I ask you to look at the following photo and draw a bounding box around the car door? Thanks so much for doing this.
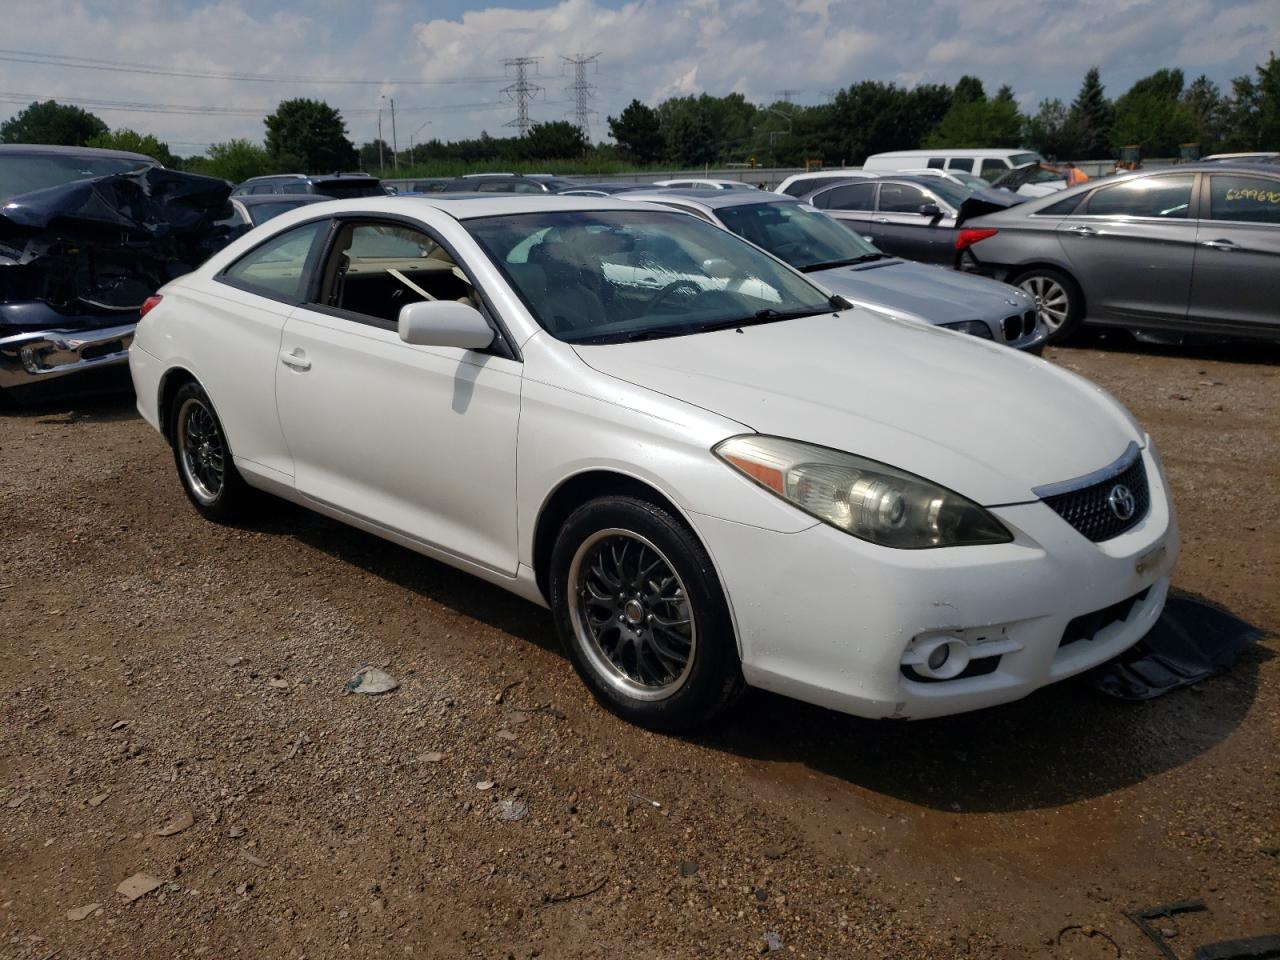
[275,215,522,575]
[810,181,877,240]
[1189,171,1280,333]
[871,182,956,264]
[1056,173,1198,326]
[209,218,330,480]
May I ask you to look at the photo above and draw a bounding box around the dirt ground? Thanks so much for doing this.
[1,332,1277,960]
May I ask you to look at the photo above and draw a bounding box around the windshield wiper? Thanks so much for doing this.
[799,254,885,272]
[698,307,826,333]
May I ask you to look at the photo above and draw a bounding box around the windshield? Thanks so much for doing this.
[1011,152,1043,167]
[247,200,312,225]
[913,178,972,208]
[994,163,1064,189]
[715,201,881,271]
[0,154,153,201]
[465,209,834,344]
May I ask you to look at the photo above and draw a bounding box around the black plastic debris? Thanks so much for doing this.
[1193,935,1280,960]
[1090,597,1262,700]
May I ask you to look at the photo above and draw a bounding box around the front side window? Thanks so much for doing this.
[1208,175,1280,224]
[926,157,946,169]
[465,210,833,344]
[980,158,1007,180]
[510,180,543,194]
[715,201,883,272]
[946,158,975,173]
[877,183,930,214]
[1085,175,1195,219]
[816,182,875,211]
[782,177,823,197]
[316,222,477,326]
[221,220,327,301]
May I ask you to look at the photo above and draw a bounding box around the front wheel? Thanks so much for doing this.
[1014,268,1085,344]
[170,382,255,522]
[549,496,744,732]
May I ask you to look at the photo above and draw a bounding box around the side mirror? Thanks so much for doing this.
[398,300,494,350]
[919,202,943,220]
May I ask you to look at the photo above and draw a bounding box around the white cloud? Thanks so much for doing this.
[0,0,1275,154]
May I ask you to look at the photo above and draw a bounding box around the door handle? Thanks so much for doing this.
[1200,238,1236,251]
[280,349,311,372]
[873,217,889,223]
[1066,224,1097,236]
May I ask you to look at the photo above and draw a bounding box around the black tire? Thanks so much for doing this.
[1013,267,1085,344]
[549,495,745,732]
[169,381,255,522]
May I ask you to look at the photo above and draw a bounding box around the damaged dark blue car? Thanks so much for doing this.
[0,144,234,405]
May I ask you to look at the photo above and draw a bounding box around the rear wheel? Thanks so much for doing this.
[549,495,744,731]
[1015,268,1084,343]
[170,382,254,521]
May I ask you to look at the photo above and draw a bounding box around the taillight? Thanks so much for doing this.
[955,228,998,250]
[139,294,163,318]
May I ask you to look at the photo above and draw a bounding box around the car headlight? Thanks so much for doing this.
[714,435,1012,548]
[940,320,994,339]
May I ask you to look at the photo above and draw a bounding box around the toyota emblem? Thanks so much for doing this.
[1107,484,1136,521]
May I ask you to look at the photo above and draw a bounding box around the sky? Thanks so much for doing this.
[0,0,1276,155]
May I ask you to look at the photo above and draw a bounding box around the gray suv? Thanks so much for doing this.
[958,164,1280,343]
[232,173,385,199]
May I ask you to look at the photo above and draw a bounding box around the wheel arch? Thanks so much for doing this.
[531,469,698,605]
[1008,261,1088,316]
[157,366,200,445]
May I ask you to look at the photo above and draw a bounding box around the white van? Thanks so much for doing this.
[863,149,1044,182]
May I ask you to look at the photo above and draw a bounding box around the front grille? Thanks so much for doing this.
[1002,314,1021,341]
[1022,310,1037,338]
[1042,455,1150,542]
[1059,588,1150,647]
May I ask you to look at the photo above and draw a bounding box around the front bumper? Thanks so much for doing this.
[0,322,136,390]
[690,443,1178,720]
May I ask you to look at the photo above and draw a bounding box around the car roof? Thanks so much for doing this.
[240,172,378,183]
[868,148,1040,158]
[234,194,329,206]
[0,143,156,164]
[257,193,668,222]
[621,188,798,211]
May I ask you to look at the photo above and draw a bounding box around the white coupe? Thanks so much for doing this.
[129,195,1178,730]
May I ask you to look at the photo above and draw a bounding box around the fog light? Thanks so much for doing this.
[902,635,971,681]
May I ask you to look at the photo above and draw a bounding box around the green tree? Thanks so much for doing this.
[607,99,663,162]
[952,75,987,104]
[1257,51,1280,149]
[1026,98,1073,158]
[85,128,178,167]
[198,139,272,183]
[1181,75,1228,152]
[1064,67,1114,159]
[520,121,588,160]
[825,81,951,164]
[264,98,357,173]
[0,99,108,146]
[1111,68,1197,156]
[925,81,1023,148]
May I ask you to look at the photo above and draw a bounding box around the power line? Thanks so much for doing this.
[0,90,511,118]
[0,48,505,86]
[500,58,543,137]
[561,53,601,140]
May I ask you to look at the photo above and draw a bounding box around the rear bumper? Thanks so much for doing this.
[0,322,136,390]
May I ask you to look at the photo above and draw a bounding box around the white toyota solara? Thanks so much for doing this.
[128,195,1178,731]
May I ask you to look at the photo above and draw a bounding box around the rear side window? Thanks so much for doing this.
[1207,175,1280,224]
[280,181,309,195]
[221,220,327,301]
[926,157,946,169]
[1037,193,1085,217]
[946,157,975,173]
[477,180,513,192]
[782,178,821,197]
[816,182,875,211]
[1085,175,1195,219]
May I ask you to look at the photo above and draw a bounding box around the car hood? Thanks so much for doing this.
[574,310,1141,506]
[813,259,1031,325]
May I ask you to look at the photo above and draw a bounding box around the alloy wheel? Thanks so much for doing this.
[568,529,696,701]
[1019,275,1071,332]
[176,397,225,505]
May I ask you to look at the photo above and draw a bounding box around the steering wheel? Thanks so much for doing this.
[645,279,703,313]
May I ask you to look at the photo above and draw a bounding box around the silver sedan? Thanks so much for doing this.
[957,163,1280,344]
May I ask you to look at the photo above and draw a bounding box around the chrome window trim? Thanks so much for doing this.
[1032,441,1141,499]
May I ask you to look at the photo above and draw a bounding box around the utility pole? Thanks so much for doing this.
[775,89,800,104]
[561,52,601,139]
[377,106,384,169]
[390,98,398,171]
[409,120,432,165]
[501,57,543,137]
